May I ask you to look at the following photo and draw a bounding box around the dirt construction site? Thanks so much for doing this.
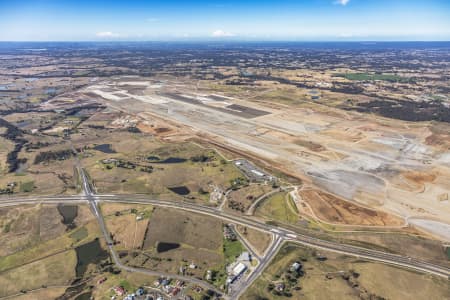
[48,76,450,241]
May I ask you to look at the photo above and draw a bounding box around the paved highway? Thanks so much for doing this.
[2,193,450,280]
[1,191,449,299]
[98,194,450,278]
[69,145,226,296]
[77,166,225,296]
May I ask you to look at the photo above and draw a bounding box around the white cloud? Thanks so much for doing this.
[211,29,235,38]
[338,33,354,38]
[335,0,350,5]
[96,31,119,38]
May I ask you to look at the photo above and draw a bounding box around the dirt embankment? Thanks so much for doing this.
[391,170,438,192]
[300,189,404,226]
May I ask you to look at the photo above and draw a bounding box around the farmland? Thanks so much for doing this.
[104,204,152,250]
[79,130,241,203]
[115,206,226,283]
[0,204,106,298]
[242,243,450,300]
[0,250,77,297]
[0,41,449,299]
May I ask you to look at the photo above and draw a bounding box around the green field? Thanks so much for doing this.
[19,181,34,192]
[223,238,245,263]
[69,226,88,243]
[256,192,299,224]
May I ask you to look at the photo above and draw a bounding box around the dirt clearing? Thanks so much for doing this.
[300,189,404,226]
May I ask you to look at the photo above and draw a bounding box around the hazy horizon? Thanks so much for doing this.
[1,0,449,42]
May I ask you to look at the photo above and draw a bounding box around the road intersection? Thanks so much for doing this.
[0,169,449,299]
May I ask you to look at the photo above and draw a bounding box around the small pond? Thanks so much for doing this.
[148,156,186,163]
[75,238,109,277]
[93,144,116,153]
[57,204,78,225]
[167,186,190,195]
[157,242,180,253]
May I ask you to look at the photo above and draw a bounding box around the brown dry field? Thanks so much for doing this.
[0,204,96,256]
[106,213,150,250]
[100,203,152,217]
[236,225,272,256]
[123,206,225,279]
[143,207,222,251]
[299,189,405,226]
[0,205,66,257]
[242,243,450,300]
[12,287,66,300]
[226,184,274,214]
[0,204,99,274]
[75,129,241,202]
[74,204,97,226]
[0,250,77,297]
[338,232,450,266]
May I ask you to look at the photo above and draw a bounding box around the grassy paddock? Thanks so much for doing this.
[0,250,77,297]
[242,243,450,300]
[256,192,299,224]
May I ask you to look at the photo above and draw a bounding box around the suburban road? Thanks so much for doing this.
[75,158,226,296]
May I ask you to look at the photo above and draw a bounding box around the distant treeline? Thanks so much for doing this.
[0,118,27,172]
[345,99,450,123]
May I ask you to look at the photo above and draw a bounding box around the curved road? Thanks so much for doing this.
[0,191,449,300]
[1,193,449,280]
[79,168,225,296]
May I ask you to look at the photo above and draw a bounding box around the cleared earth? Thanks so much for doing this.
[75,77,450,240]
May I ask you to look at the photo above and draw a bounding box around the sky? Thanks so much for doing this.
[0,0,449,41]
